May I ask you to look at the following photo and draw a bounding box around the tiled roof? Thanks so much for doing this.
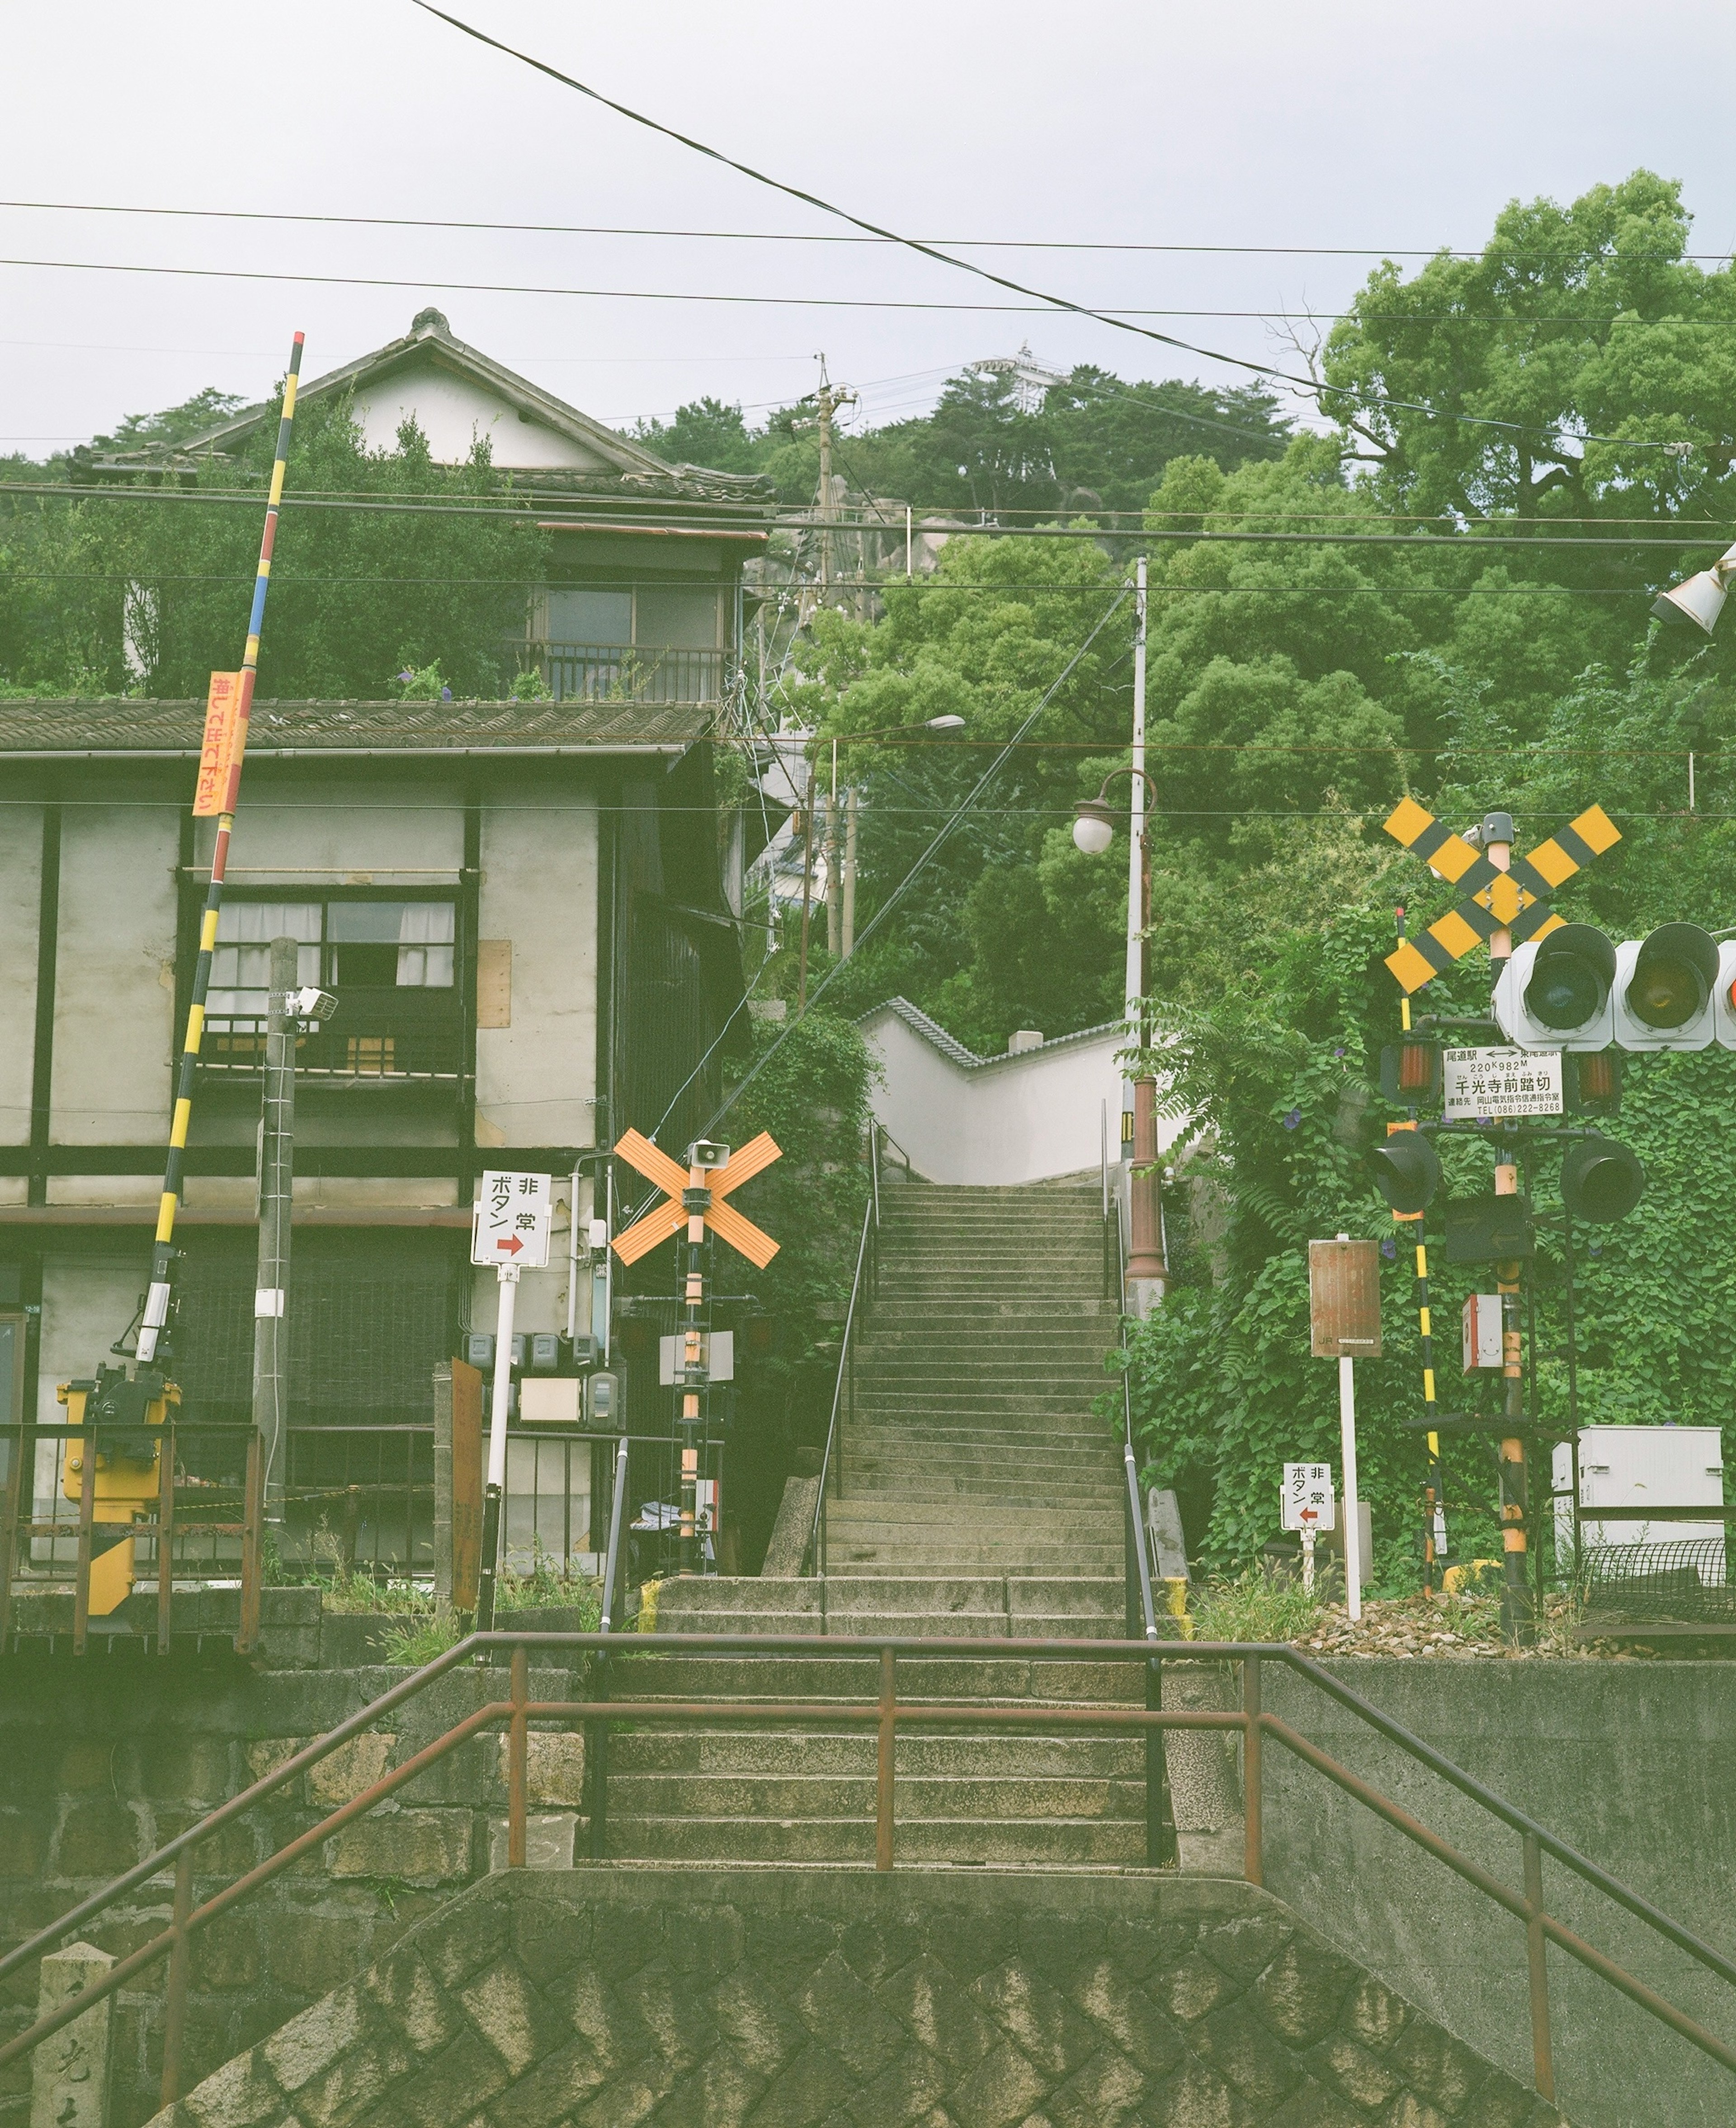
[0,698,712,757]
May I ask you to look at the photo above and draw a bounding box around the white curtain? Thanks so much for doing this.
[210,903,321,1016]
[396,903,455,988]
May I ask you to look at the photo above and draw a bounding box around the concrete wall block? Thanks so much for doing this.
[325,1809,472,1887]
[138,1738,238,1806]
[484,1816,576,1873]
[53,1800,145,1880]
[488,1733,585,1809]
[360,1951,462,2059]
[260,1984,363,2095]
[244,1740,307,1791]
[0,1810,49,1879]
[179,2049,284,2128]
[307,1736,396,1811]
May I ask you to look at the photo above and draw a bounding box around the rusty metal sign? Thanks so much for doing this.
[1309,1238,1382,1359]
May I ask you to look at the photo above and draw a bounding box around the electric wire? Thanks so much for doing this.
[9,200,1736,265]
[405,0,1701,461]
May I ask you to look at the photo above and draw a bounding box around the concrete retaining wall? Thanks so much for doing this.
[1264,1660,1736,2128]
[143,1866,1567,2128]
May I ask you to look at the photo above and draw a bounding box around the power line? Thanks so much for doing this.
[406,0,1699,462]
[9,197,1735,265]
[2,479,1729,548]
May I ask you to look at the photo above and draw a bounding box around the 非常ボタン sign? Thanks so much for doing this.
[1282,1462,1336,1533]
[471,1170,553,1268]
[1442,1046,1564,1121]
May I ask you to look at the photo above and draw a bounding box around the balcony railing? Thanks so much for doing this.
[519,640,727,705]
[201,989,463,1082]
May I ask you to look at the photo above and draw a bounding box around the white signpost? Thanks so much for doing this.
[471,1172,553,1625]
[1282,1462,1336,1591]
[1442,1046,1563,1121]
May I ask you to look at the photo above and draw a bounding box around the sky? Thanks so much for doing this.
[5,0,1736,457]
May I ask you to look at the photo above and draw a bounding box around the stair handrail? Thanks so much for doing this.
[1110,1186,1160,1641]
[802,1185,877,1575]
[4,1628,1736,2114]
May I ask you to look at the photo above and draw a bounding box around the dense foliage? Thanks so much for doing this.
[0,394,546,698]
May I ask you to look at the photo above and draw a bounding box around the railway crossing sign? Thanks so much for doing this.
[611,1130,782,1268]
[1381,798,1621,994]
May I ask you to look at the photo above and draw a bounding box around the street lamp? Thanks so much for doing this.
[1653,541,1736,634]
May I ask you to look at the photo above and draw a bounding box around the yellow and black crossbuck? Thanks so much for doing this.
[1382,797,1621,994]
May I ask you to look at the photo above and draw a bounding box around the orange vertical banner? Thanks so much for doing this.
[193,672,242,817]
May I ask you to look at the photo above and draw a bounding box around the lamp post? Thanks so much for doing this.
[1073,558,1165,1313]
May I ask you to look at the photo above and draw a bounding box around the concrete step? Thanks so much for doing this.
[605,1771,1146,1819]
[607,1653,1144,1700]
[609,1727,1146,1775]
[601,1813,1146,1864]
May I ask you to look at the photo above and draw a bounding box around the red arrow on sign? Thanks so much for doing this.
[1298,1508,1318,1525]
[495,1234,524,1256]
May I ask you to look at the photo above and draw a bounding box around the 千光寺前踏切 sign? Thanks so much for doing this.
[1442,1046,1563,1121]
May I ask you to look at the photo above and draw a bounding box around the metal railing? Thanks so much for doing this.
[0,1414,267,1657]
[801,1165,880,1577]
[1,1629,1733,2115]
[519,640,728,705]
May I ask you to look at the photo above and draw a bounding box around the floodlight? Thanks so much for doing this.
[1652,540,1736,634]
[292,986,339,1021]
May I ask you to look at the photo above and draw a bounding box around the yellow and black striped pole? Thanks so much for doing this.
[1393,908,1448,1588]
[137,333,305,1365]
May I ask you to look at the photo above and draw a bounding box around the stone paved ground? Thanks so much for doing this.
[145,1866,1573,2128]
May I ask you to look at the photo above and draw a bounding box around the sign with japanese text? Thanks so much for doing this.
[1281,1462,1335,1533]
[193,672,242,817]
[471,1170,553,1269]
[1442,1045,1563,1120]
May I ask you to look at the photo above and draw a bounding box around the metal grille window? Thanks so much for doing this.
[203,895,460,1079]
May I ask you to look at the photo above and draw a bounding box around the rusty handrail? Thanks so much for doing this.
[2,1628,1735,2111]
[803,1189,876,1575]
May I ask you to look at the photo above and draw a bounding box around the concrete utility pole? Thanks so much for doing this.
[825,737,842,956]
[1124,558,1167,1314]
[253,935,297,1525]
[804,356,857,609]
[841,786,859,959]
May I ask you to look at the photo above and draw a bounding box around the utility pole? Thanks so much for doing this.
[253,936,297,1527]
[1125,557,1167,1314]
[841,786,859,959]
[801,356,857,611]
[825,736,842,956]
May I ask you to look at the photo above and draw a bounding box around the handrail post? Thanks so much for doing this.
[159,1843,194,2108]
[1243,1655,1264,1887]
[156,1420,175,1655]
[72,1425,96,1656]
[1524,1831,1557,2102]
[507,1642,528,1868]
[876,1645,896,1870]
[0,1417,25,1656]
[236,1430,263,1657]
[589,1435,629,1861]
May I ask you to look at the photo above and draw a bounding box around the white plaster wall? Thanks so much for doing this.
[862,1012,1188,1186]
[349,366,611,472]
[0,803,42,1149]
[51,800,178,1146]
[202,779,463,881]
[476,790,598,1152]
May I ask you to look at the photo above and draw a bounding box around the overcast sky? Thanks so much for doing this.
[5,0,1736,455]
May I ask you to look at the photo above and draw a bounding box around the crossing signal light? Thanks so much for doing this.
[1495,924,1615,1050]
[1379,1039,1442,1105]
[1560,1134,1646,1224]
[1368,1127,1440,1215]
[1613,924,1721,1050]
[1443,1194,1535,1263]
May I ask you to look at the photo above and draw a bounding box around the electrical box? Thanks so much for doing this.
[659,1330,735,1386]
[1552,1424,1725,1556]
[584,1370,622,1431]
[1462,1295,1504,1372]
[519,1377,581,1425]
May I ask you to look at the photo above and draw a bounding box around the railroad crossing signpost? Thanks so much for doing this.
[613,1130,780,1574]
[1379,798,1621,1644]
[473,1171,552,1629]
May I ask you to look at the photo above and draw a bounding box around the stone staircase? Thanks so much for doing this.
[595,1175,1156,1867]
[826,1177,1125,1578]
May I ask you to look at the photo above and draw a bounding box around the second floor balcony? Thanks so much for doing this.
[519,640,730,706]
